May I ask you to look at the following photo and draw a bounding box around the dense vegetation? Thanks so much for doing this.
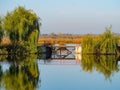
[0,16,4,42]
[38,28,120,55]
[82,26,118,55]
[0,6,41,54]
[0,6,120,56]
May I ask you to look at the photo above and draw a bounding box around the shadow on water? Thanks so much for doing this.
[81,55,120,80]
[37,46,52,60]
[0,55,40,90]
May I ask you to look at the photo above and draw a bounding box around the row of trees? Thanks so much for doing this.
[0,6,41,54]
[82,26,118,55]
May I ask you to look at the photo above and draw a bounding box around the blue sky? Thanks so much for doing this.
[0,0,120,34]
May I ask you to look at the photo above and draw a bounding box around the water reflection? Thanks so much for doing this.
[0,53,120,90]
[0,55,40,90]
[81,55,119,80]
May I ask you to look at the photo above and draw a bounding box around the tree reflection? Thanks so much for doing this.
[0,55,40,90]
[81,55,119,80]
[0,65,3,87]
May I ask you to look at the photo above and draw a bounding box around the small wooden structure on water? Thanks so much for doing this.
[37,44,82,60]
[52,45,75,59]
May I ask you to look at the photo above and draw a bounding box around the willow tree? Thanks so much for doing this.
[0,16,4,42]
[82,26,118,54]
[98,26,117,54]
[82,34,96,54]
[3,6,41,52]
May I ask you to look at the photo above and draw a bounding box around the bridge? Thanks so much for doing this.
[37,44,81,60]
[52,45,76,59]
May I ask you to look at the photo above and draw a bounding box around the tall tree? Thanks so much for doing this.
[98,26,117,54]
[3,6,41,52]
[0,16,4,42]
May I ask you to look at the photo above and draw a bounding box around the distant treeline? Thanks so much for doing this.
[38,28,120,47]
[41,32,120,37]
[38,34,82,45]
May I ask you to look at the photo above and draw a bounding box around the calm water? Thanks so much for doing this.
[0,54,120,90]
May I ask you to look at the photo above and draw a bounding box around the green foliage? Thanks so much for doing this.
[0,55,7,61]
[82,26,118,54]
[99,27,117,54]
[0,48,8,55]
[0,16,4,42]
[82,34,96,54]
[28,29,39,52]
[3,6,41,53]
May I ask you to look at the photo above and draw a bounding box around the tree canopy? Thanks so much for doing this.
[3,6,41,53]
[82,26,118,54]
[0,16,4,42]
[3,6,40,43]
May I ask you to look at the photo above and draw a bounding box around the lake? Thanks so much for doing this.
[0,46,120,90]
